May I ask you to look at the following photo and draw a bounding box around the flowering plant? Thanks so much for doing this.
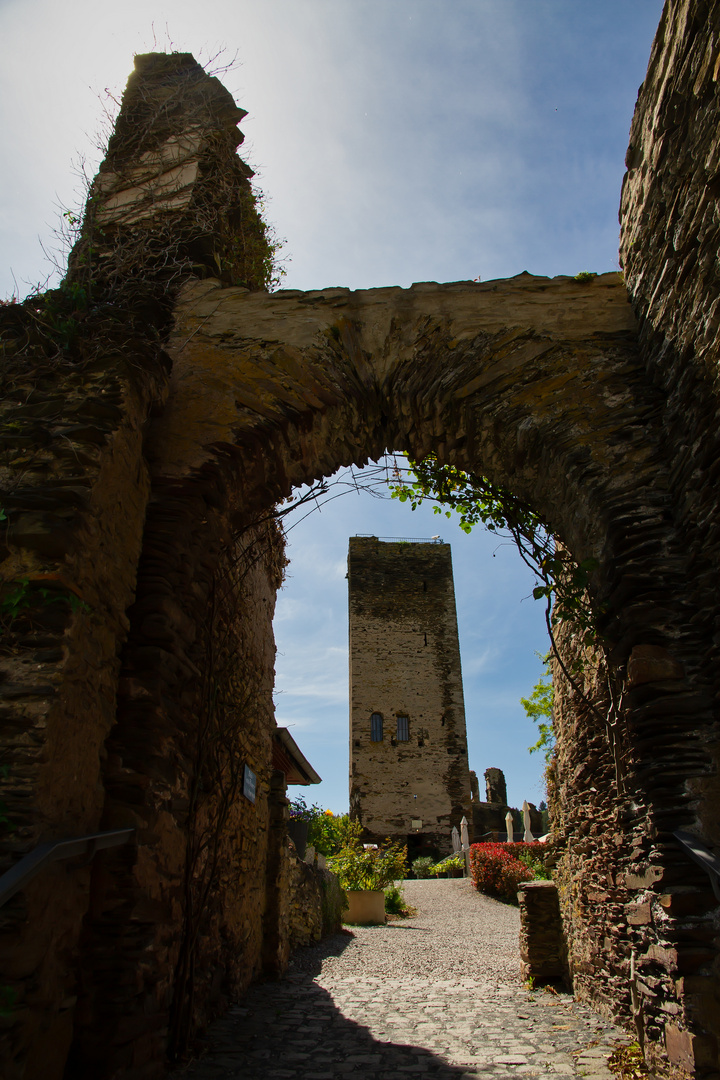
[431,853,465,875]
[288,794,315,822]
[288,795,350,856]
[469,842,545,903]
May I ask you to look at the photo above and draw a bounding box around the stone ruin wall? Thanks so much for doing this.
[0,302,167,1078]
[0,2,720,1076]
[0,55,295,1079]
[545,2,720,1074]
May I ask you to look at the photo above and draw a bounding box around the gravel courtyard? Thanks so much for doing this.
[171,879,632,1079]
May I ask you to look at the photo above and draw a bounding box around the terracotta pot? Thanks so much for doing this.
[342,890,386,925]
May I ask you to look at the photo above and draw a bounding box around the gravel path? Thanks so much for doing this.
[171,879,631,1080]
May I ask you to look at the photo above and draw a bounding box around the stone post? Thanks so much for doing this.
[517,880,567,982]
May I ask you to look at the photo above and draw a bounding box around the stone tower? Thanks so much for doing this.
[348,536,472,858]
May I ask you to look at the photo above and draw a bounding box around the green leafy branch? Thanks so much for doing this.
[390,454,599,644]
[521,653,555,761]
[390,455,612,736]
[0,578,90,632]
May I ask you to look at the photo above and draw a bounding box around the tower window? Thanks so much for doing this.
[397,715,410,741]
[370,712,383,741]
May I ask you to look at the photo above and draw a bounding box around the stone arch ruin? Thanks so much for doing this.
[1,1,720,1076]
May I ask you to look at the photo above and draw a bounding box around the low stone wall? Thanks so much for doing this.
[287,855,345,950]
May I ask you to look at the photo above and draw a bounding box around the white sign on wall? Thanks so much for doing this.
[243,764,257,803]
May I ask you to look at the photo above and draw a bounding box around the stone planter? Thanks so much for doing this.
[287,819,309,859]
[342,890,386,925]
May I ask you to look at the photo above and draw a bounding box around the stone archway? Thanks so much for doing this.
[96,266,708,1078]
[1,3,720,1075]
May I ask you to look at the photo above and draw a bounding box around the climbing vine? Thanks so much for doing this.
[390,455,629,790]
[521,654,555,761]
[390,454,600,646]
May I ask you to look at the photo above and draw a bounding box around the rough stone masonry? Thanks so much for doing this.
[1,1,720,1077]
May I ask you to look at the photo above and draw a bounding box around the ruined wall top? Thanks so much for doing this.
[68,52,272,300]
[620,0,720,379]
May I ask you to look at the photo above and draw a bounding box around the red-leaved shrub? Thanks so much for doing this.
[469,842,542,903]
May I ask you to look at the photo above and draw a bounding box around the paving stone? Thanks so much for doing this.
[170,880,633,1080]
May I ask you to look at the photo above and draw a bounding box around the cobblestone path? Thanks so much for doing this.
[171,879,632,1080]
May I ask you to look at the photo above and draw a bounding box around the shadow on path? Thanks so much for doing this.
[174,933,474,1079]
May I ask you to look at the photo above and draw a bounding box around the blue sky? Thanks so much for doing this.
[0,0,665,812]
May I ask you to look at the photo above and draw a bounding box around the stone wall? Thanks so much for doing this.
[263,775,345,975]
[0,52,290,1080]
[348,537,471,855]
[533,4,720,1072]
[287,857,345,951]
[0,300,167,1079]
[67,517,286,1076]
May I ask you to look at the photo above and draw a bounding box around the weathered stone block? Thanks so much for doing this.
[666,1023,718,1072]
[627,644,685,687]
[626,901,652,925]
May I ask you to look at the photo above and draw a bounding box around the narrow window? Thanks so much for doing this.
[397,715,410,741]
[370,712,383,741]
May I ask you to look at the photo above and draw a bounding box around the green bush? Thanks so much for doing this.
[289,795,349,857]
[431,853,465,876]
[517,849,551,880]
[384,884,414,917]
[328,822,407,890]
[412,856,435,879]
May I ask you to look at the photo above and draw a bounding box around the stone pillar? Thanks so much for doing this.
[518,881,567,982]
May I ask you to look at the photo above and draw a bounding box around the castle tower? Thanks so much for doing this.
[348,536,472,859]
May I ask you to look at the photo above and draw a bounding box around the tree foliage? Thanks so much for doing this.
[521,654,555,761]
[389,455,606,726]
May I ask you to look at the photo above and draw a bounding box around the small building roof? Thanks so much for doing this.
[272,727,322,785]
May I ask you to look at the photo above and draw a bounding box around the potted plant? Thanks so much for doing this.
[328,823,407,925]
[412,856,435,879]
[433,853,465,878]
[287,795,312,858]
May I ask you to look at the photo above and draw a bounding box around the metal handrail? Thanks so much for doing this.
[673,829,720,902]
[0,828,135,908]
